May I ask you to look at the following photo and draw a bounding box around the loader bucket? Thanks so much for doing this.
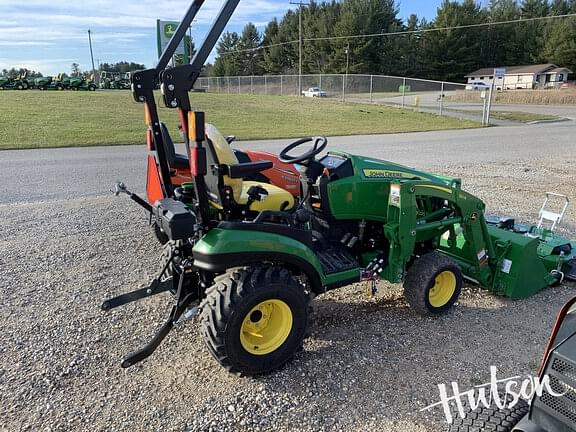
[486,225,553,299]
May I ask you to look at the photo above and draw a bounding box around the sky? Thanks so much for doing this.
[0,0,443,75]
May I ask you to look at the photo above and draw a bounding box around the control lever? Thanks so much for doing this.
[111,181,152,212]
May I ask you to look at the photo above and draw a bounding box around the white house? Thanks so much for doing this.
[465,64,572,90]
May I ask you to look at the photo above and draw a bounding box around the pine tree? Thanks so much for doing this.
[239,23,263,75]
[212,32,242,76]
[422,0,488,81]
[328,0,403,74]
[543,17,576,71]
[515,0,550,64]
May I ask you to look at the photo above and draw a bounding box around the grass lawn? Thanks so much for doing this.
[488,111,562,123]
[0,90,479,150]
[445,108,562,123]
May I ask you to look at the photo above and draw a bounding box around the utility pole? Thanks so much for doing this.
[87,30,97,84]
[290,0,309,96]
[344,42,350,101]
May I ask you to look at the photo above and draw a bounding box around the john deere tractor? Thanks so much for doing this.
[102,0,575,375]
[34,73,67,90]
[0,73,30,90]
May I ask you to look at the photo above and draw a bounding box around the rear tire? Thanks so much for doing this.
[200,265,310,375]
[447,397,529,431]
[403,252,462,315]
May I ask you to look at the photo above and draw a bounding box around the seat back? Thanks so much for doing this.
[160,123,178,165]
[203,123,243,205]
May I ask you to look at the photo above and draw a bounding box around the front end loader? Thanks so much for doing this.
[102,0,575,376]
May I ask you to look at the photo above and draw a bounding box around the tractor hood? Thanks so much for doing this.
[331,151,460,186]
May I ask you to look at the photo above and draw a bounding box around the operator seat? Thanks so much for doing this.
[160,123,190,170]
[203,124,295,212]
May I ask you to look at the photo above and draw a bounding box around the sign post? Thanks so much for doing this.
[486,68,505,126]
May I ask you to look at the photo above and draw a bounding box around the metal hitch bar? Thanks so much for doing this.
[112,181,152,213]
[120,262,197,368]
[101,245,198,368]
[101,245,175,311]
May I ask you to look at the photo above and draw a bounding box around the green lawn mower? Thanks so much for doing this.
[99,72,131,90]
[67,76,97,91]
[33,73,67,90]
[0,73,30,90]
[102,0,575,376]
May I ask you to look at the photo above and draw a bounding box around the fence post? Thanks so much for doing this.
[265,75,267,95]
[369,75,373,104]
[401,77,406,108]
[439,82,444,116]
[227,76,230,93]
[238,76,241,94]
[250,76,253,94]
[280,75,283,96]
[342,74,345,102]
[319,74,322,91]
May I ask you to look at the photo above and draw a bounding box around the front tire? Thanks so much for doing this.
[200,265,310,375]
[403,252,462,315]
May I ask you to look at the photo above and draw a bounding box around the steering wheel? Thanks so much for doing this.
[279,136,328,165]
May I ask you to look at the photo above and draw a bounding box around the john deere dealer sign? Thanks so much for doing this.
[156,20,190,65]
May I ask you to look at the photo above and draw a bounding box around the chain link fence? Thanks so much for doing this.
[195,74,486,120]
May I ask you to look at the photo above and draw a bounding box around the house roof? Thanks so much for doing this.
[466,64,572,77]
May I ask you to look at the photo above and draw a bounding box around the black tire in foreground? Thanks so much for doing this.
[403,251,462,315]
[200,265,310,375]
[447,398,529,432]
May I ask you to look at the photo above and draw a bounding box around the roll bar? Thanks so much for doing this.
[130,0,240,215]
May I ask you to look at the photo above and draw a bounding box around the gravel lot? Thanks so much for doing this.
[1,130,575,432]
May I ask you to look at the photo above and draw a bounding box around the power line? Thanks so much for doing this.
[217,12,576,56]
[224,39,299,55]
[304,12,576,42]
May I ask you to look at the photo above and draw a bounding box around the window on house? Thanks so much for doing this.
[489,76,493,79]
[559,74,564,81]
[480,76,484,80]
[517,75,523,82]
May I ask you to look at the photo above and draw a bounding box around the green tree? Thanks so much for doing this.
[328,0,404,75]
[239,22,263,75]
[484,0,522,67]
[71,63,81,77]
[543,17,576,71]
[212,32,242,76]
[422,0,488,81]
[515,0,550,64]
[261,11,299,74]
[302,1,341,73]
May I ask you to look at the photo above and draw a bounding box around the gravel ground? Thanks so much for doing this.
[1,156,575,432]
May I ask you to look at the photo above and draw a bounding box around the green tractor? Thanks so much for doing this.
[102,0,575,376]
[33,73,67,91]
[0,72,30,90]
[99,71,130,90]
[66,75,97,91]
[110,72,131,90]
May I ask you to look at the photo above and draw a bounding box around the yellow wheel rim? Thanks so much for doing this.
[240,299,293,355]
[428,271,457,308]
